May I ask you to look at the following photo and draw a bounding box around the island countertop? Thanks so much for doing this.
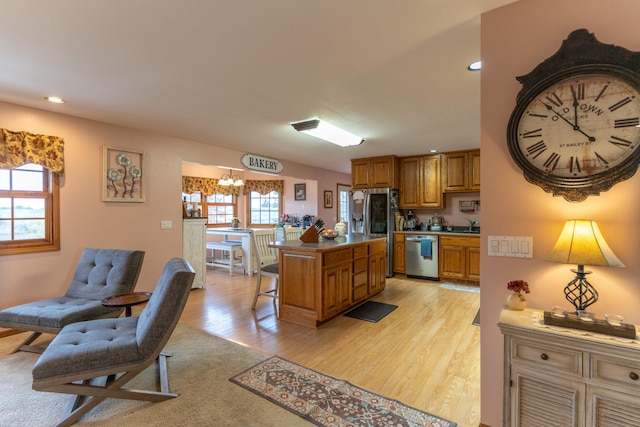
[269,234,386,252]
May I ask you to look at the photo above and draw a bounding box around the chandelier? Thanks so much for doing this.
[218,169,244,186]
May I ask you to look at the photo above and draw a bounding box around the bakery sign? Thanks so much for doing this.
[241,153,284,174]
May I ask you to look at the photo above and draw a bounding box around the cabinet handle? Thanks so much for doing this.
[630,372,639,381]
[540,353,549,361]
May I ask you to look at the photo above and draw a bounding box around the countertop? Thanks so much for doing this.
[395,230,480,237]
[270,235,386,252]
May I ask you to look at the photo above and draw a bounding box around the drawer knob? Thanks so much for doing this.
[540,353,549,361]
[630,372,639,381]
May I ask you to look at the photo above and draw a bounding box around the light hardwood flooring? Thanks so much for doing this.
[179,267,481,427]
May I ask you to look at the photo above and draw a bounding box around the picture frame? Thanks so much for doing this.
[103,146,145,202]
[294,183,306,201]
[324,190,333,208]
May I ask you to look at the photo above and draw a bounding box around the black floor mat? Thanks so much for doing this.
[472,309,480,326]
[344,301,398,323]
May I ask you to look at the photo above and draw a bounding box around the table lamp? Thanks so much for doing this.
[545,219,625,312]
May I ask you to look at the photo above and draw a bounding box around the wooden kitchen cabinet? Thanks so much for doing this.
[322,248,353,318]
[352,244,369,302]
[442,149,480,192]
[273,237,387,327]
[399,154,444,209]
[368,240,386,294]
[393,233,406,273]
[499,309,640,426]
[439,235,479,284]
[351,155,399,189]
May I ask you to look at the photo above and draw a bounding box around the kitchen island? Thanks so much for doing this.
[269,235,387,328]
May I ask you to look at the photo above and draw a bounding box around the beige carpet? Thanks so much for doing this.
[0,325,313,426]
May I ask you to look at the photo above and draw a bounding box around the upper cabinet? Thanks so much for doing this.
[399,155,444,209]
[351,155,399,189]
[442,149,480,193]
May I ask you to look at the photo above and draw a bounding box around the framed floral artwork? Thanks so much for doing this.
[103,146,145,202]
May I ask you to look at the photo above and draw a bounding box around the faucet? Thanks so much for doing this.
[466,218,479,231]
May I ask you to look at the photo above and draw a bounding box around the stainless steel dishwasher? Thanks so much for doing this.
[405,235,439,280]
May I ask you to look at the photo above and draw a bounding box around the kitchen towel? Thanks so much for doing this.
[420,238,432,258]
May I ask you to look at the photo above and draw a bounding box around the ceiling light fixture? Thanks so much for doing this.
[218,169,244,187]
[44,96,66,104]
[468,60,482,71]
[291,119,364,147]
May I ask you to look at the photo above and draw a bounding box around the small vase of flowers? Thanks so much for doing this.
[506,280,530,311]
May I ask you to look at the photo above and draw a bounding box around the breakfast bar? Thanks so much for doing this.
[269,235,387,328]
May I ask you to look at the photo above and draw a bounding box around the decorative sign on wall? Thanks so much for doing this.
[241,153,284,174]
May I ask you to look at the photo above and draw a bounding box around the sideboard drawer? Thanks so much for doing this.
[512,339,582,377]
[591,353,640,389]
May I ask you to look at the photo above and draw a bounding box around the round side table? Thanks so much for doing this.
[101,292,152,317]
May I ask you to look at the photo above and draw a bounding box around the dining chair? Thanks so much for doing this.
[284,227,302,241]
[250,229,279,310]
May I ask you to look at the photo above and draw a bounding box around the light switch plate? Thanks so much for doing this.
[488,236,533,258]
[160,220,173,229]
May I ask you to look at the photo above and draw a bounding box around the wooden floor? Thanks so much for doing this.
[179,267,481,427]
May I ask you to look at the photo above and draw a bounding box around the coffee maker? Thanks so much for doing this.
[405,210,417,230]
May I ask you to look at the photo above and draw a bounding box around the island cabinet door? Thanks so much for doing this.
[322,263,352,319]
[368,241,387,295]
[321,249,353,320]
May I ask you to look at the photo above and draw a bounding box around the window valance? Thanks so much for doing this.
[182,176,239,196]
[243,179,284,195]
[0,128,65,173]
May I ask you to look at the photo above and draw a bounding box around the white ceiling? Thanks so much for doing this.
[0,0,516,174]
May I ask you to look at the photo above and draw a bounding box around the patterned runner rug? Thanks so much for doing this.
[230,356,457,427]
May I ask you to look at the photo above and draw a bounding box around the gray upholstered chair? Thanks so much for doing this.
[0,248,145,353]
[32,258,195,427]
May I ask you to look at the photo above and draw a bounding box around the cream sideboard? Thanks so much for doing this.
[183,218,207,289]
[499,308,640,426]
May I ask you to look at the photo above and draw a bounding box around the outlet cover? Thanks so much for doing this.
[160,220,172,229]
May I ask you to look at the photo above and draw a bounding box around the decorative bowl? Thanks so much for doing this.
[320,230,338,240]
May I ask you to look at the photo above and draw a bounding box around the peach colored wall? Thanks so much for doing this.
[0,101,349,315]
[481,1,640,425]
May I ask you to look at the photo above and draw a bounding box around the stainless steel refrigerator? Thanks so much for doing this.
[349,188,399,277]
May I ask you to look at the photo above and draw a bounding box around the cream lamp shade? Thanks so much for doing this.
[545,220,624,268]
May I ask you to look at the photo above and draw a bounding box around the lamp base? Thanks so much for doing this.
[564,265,598,312]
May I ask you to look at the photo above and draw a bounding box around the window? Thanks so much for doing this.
[182,191,237,227]
[247,191,281,226]
[205,193,237,226]
[0,164,60,255]
[338,184,351,229]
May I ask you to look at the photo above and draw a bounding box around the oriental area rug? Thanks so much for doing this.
[230,356,458,427]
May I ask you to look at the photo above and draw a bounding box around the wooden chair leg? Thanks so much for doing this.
[251,275,262,310]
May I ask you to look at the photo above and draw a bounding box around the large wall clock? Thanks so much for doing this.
[507,29,640,202]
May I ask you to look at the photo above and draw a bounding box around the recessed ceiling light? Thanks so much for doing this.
[429,149,438,153]
[44,96,66,104]
[468,61,482,71]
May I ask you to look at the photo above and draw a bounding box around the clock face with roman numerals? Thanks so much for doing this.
[514,73,640,178]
